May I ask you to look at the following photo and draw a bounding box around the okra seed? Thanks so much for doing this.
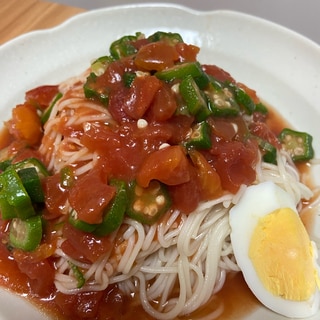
[137,119,148,129]
[135,186,144,197]
[159,143,170,150]
[144,204,158,217]
[155,195,165,206]
[297,137,303,144]
[231,123,238,133]
[191,131,201,139]
[136,71,149,77]
[133,199,144,212]
[214,98,224,107]
[11,219,26,241]
[223,88,233,98]
[185,128,193,139]
[294,147,304,155]
[171,83,180,94]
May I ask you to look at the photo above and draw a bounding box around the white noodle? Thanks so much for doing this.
[40,73,315,319]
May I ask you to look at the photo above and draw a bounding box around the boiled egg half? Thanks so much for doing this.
[229,181,320,318]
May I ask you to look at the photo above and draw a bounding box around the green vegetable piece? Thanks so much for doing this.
[123,72,136,88]
[179,74,210,121]
[0,192,18,220]
[91,55,113,76]
[0,168,35,220]
[126,180,171,225]
[231,85,256,115]
[205,81,239,117]
[0,160,12,172]
[83,72,109,105]
[278,128,314,162]
[12,157,49,180]
[255,102,269,115]
[41,92,63,124]
[185,121,212,150]
[155,62,209,88]
[69,209,97,233]
[255,137,277,164]
[9,215,42,251]
[17,167,45,203]
[94,179,127,237]
[147,31,183,44]
[109,33,141,60]
[68,261,85,288]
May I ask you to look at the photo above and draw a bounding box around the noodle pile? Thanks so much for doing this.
[37,71,313,319]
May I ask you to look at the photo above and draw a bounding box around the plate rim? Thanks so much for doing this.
[2,3,320,51]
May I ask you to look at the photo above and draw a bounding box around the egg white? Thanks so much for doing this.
[229,181,320,318]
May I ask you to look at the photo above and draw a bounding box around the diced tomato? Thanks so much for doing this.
[0,243,31,294]
[0,140,26,165]
[108,85,131,123]
[96,285,129,319]
[249,121,281,149]
[134,122,173,150]
[146,83,178,122]
[136,145,190,188]
[202,64,235,83]
[54,285,127,320]
[167,115,194,145]
[54,291,104,319]
[168,163,201,214]
[62,222,113,262]
[208,116,249,142]
[175,42,200,62]
[15,257,55,297]
[81,122,121,153]
[135,41,180,71]
[43,173,69,219]
[97,58,136,90]
[82,124,136,181]
[12,148,44,164]
[82,120,174,181]
[0,126,13,150]
[68,165,116,224]
[9,103,43,146]
[131,38,150,50]
[189,150,222,200]
[108,75,162,122]
[13,243,56,264]
[209,138,258,193]
[123,75,162,119]
[25,85,59,110]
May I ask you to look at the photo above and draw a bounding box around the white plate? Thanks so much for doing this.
[1,3,320,320]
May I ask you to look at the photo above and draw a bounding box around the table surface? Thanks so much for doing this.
[0,0,85,45]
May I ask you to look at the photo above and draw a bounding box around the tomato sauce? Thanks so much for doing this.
[0,238,259,320]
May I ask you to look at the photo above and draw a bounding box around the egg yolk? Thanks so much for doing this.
[249,207,320,301]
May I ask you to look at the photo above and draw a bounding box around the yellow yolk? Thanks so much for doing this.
[249,207,320,301]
